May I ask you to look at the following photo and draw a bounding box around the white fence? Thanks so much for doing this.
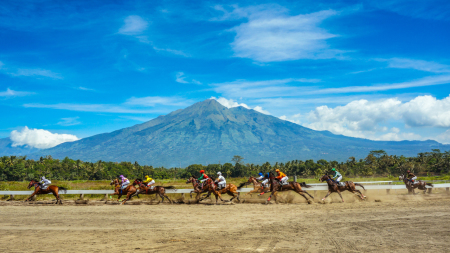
[1,181,450,196]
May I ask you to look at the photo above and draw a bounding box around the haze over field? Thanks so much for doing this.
[1,1,450,163]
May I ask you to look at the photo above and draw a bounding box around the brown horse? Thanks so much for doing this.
[132,179,175,203]
[186,177,224,204]
[261,172,314,204]
[25,179,68,204]
[110,178,137,205]
[205,175,240,202]
[319,174,366,202]
[237,176,270,197]
[399,174,433,194]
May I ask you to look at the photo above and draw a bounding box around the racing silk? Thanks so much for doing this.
[40,178,51,187]
[333,171,342,179]
[276,171,286,179]
[407,172,416,179]
[216,175,226,184]
[143,177,152,183]
[121,177,130,186]
[198,173,209,181]
[256,176,264,181]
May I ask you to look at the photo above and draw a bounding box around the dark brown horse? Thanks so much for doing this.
[399,174,433,194]
[25,179,68,204]
[260,172,314,204]
[319,174,366,202]
[237,176,270,197]
[110,178,137,205]
[132,179,175,203]
[186,177,224,204]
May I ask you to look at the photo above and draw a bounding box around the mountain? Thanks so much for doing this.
[32,99,449,166]
[0,137,39,157]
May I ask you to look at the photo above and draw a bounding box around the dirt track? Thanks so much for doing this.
[1,192,450,252]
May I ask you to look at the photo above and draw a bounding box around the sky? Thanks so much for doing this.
[1,0,450,149]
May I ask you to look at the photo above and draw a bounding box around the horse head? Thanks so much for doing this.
[319,174,329,182]
[27,179,38,189]
[186,177,195,184]
[133,179,141,186]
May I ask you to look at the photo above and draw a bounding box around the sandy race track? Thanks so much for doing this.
[1,192,450,252]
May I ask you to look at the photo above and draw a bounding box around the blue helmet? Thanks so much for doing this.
[259,172,263,176]
[266,173,270,177]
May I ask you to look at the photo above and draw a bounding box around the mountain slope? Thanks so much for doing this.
[33,99,449,166]
[0,138,39,157]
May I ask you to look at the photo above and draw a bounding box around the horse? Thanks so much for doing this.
[25,179,68,204]
[186,177,224,204]
[206,175,240,202]
[319,174,366,202]
[399,174,433,195]
[110,178,137,205]
[237,176,270,197]
[132,179,175,203]
[260,172,314,204]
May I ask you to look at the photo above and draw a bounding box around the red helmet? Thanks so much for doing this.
[200,170,205,173]
[406,170,410,173]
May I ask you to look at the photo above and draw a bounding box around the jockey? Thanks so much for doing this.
[215,172,226,190]
[197,170,209,188]
[143,175,155,188]
[39,176,51,190]
[331,168,343,186]
[119,175,130,190]
[275,169,288,185]
[261,173,270,189]
[407,170,417,184]
[256,172,264,181]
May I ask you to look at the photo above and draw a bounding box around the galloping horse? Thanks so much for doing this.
[237,176,270,197]
[260,172,314,204]
[319,174,366,202]
[399,173,433,195]
[132,179,175,203]
[110,178,137,205]
[25,179,68,204]
[186,177,224,204]
[205,175,240,202]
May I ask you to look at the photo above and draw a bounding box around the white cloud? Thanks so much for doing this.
[212,97,270,115]
[308,75,450,94]
[9,69,62,79]
[125,96,192,107]
[437,129,450,144]
[304,95,450,141]
[222,5,343,62]
[118,15,148,35]
[10,126,79,149]
[381,58,450,73]
[175,72,188,83]
[153,47,189,57]
[279,113,302,124]
[212,78,321,98]
[0,88,33,97]
[57,117,81,126]
[175,72,201,84]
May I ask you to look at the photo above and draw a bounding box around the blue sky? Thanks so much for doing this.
[2,0,450,148]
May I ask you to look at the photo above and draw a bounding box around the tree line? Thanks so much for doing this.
[0,150,449,181]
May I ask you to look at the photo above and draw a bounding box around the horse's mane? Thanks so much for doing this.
[136,178,143,181]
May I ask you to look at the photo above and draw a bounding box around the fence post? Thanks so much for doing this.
[294,175,297,183]
[7,195,14,201]
[386,182,391,194]
[79,194,84,200]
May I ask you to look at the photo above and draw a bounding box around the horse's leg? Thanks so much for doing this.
[244,188,259,197]
[294,190,311,203]
[336,190,344,202]
[322,191,332,201]
[354,189,365,199]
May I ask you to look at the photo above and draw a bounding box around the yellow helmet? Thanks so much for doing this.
[145,175,150,178]
[275,169,280,172]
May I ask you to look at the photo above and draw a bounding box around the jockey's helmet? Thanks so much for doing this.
[217,171,221,176]
[259,172,263,176]
[200,170,205,173]
[275,169,280,172]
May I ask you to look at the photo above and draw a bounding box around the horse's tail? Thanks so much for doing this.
[299,182,312,188]
[163,186,176,189]
[58,186,68,194]
[426,182,434,187]
[354,183,366,191]
[237,182,248,189]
